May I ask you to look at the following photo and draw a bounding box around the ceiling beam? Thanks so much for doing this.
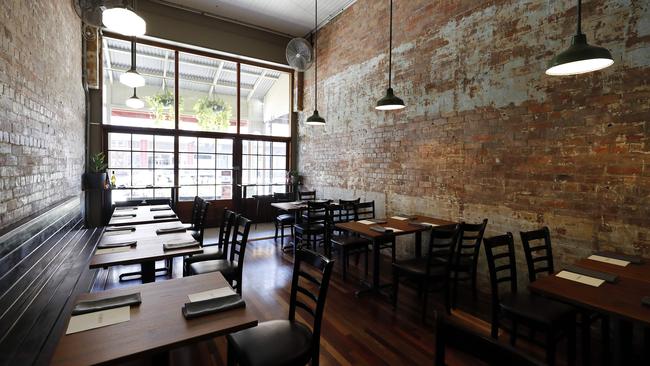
[247,70,266,101]
[161,50,169,90]
[209,61,224,97]
[104,67,255,91]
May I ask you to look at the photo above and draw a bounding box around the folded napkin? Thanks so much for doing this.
[150,207,172,212]
[72,293,142,316]
[113,213,136,218]
[369,219,387,224]
[163,240,200,251]
[156,226,187,235]
[565,264,617,283]
[182,294,245,319]
[642,296,650,307]
[289,201,305,205]
[105,226,136,232]
[97,241,137,249]
[154,214,177,219]
[594,251,643,264]
[114,207,137,211]
[370,225,393,234]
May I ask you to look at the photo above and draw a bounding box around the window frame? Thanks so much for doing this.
[101,32,294,202]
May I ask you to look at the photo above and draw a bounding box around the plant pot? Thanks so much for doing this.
[84,172,107,190]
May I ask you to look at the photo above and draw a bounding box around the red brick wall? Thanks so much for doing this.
[0,1,85,229]
[298,0,650,268]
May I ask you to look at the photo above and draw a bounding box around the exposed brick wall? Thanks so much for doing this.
[0,1,85,230]
[298,0,650,272]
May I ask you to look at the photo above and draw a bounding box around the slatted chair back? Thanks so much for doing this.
[336,198,360,222]
[520,227,554,282]
[289,249,334,365]
[483,233,518,309]
[305,201,329,226]
[229,215,252,264]
[355,201,376,220]
[427,224,461,277]
[194,198,210,244]
[455,219,488,270]
[190,196,201,228]
[273,192,294,203]
[298,190,317,201]
[217,209,237,251]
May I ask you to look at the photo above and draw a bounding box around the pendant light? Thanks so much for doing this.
[376,0,405,110]
[546,0,613,76]
[102,4,146,37]
[306,0,325,125]
[120,37,145,88]
[125,88,144,109]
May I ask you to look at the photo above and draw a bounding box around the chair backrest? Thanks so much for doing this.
[434,314,546,366]
[298,190,317,201]
[520,227,554,282]
[305,201,329,225]
[289,249,335,363]
[455,219,488,270]
[331,199,359,223]
[190,196,201,227]
[217,209,237,250]
[144,198,171,206]
[273,192,294,202]
[427,224,461,276]
[195,198,210,244]
[355,201,375,220]
[229,215,252,294]
[483,233,518,308]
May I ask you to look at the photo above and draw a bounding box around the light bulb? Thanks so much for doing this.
[102,8,146,37]
[120,70,145,88]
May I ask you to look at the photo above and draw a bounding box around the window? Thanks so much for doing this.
[179,137,233,200]
[178,53,238,133]
[240,65,291,137]
[107,132,175,202]
[242,140,287,197]
[103,39,176,129]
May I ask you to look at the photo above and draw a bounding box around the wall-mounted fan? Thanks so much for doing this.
[286,37,313,72]
[72,0,104,27]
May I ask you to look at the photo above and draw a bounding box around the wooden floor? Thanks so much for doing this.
[92,236,578,366]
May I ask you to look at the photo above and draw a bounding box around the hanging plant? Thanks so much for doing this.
[193,96,233,131]
[145,89,182,124]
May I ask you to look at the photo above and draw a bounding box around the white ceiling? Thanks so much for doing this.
[159,0,357,37]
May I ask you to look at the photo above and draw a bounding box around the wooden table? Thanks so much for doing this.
[50,272,258,366]
[529,253,650,364]
[108,205,178,226]
[91,221,202,283]
[336,215,456,296]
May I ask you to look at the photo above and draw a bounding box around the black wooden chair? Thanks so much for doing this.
[226,249,334,366]
[451,219,488,307]
[294,201,329,255]
[435,313,546,366]
[184,209,236,276]
[392,224,460,323]
[186,195,201,231]
[188,197,209,244]
[520,227,609,366]
[329,199,371,280]
[189,215,252,294]
[273,192,295,248]
[298,190,316,201]
[484,233,576,366]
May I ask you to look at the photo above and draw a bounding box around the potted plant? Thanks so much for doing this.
[85,152,108,190]
[193,96,232,131]
[145,89,182,124]
[288,170,302,185]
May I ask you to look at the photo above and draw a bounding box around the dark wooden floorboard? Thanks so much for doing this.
[92,237,584,366]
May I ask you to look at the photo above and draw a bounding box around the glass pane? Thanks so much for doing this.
[111,169,131,187]
[132,170,154,186]
[132,189,154,199]
[239,65,290,137]
[155,135,174,152]
[112,190,131,203]
[108,133,131,150]
[272,170,285,184]
[179,153,196,169]
[155,152,174,169]
[216,170,232,184]
[108,151,131,169]
[258,155,271,170]
[272,156,286,170]
[132,134,154,151]
[179,136,197,152]
[103,38,175,129]
[271,184,286,194]
[217,185,232,199]
[179,170,197,185]
[154,188,171,198]
[257,170,271,185]
[198,185,216,200]
[178,52,237,133]
[198,170,216,184]
[216,154,232,169]
[155,169,174,186]
[179,186,197,201]
[262,141,271,155]
[132,152,153,169]
[197,154,215,169]
[242,170,251,185]
[217,139,232,154]
[272,142,286,155]
[198,138,215,153]
[242,155,256,170]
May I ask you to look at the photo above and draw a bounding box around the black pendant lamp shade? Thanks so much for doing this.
[306,0,325,125]
[376,0,405,111]
[546,0,613,76]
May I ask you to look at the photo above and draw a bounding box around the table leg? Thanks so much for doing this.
[281,209,300,253]
[141,260,156,283]
[415,231,422,258]
[151,350,170,366]
[355,238,384,297]
[613,318,635,365]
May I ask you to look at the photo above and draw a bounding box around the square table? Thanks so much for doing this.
[335,215,456,296]
[108,204,178,226]
[50,272,258,366]
[91,221,203,283]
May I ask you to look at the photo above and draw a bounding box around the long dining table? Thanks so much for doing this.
[108,204,179,226]
[336,215,456,296]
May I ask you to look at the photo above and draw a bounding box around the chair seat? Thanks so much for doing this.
[184,246,225,264]
[392,257,446,277]
[500,292,574,326]
[330,235,370,248]
[227,320,312,366]
[189,259,238,277]
[276,214,294,224]
[294,223,325,233]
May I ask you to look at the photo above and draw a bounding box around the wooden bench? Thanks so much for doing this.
[0,197,102,365]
